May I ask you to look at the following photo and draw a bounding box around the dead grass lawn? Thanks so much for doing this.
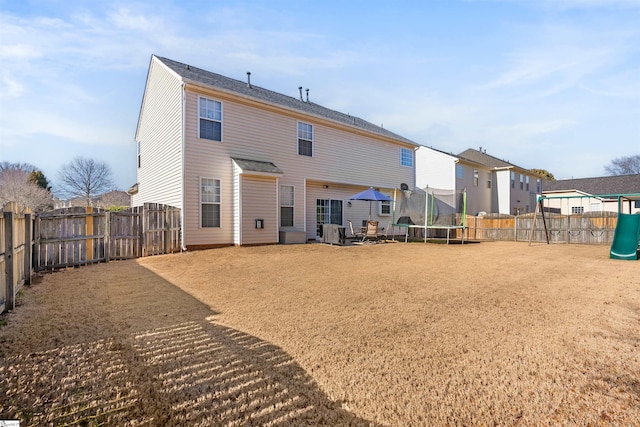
[1,241,639,426]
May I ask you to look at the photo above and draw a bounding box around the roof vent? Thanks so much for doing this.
[246,72,251,88]
[299,86,303,101]
[305,88,309,103]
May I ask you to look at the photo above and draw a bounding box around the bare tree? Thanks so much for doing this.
[605,155,640,175]
[58,157,115,206]
[0,161,37,173]
[0,169,53,212]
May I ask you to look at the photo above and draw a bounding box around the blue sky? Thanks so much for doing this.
[1,0,639,192]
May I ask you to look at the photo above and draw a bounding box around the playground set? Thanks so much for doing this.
[533,193,640,260]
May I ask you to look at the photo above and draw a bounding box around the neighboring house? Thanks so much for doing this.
[54,191,131,209]
[131,55,419,249]
[415,146,457,190]
[542,174,640,214]
[54,196,100,209]
[416,146,541,215]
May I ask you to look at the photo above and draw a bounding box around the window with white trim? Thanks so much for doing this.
[473,169,479,187]
[200,178,220,227]
[298,122,313,156]
[379,200,391,216]
[401,148,413,167]
[199,97,222,141]
[280,185,294,227]
[519,174,524,190]
[571,206,584,214]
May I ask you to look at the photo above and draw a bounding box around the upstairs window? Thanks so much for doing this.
[199,97,222,141]
[401,148,413,167]
[526,176,530,191]
[511,171,515,188]
[298,122,313,156]
[456,164,464,179]
[200,177,221,227]
[473,169,479,187]
[536,179,542,193]
[520,174,524,190]
[487,172,492,189]
[137,141,141,168]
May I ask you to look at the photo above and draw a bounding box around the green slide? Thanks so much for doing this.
[610,213,640,260]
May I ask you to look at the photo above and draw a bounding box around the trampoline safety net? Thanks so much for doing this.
[394,186,467,228]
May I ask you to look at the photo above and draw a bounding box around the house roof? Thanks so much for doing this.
[155,55,418,147]
[417,145,458,158]
[543,174,640,196]
[231,158,283,175]
[457,148,526,170]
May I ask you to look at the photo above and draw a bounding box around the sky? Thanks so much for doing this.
[1,0,639,193]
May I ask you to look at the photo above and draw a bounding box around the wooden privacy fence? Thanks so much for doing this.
[464,212,619,244]
[36,203,181,270]
[1,202,32,313]
[1,203,181,313]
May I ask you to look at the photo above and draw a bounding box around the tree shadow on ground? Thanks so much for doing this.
[0,261,377,426]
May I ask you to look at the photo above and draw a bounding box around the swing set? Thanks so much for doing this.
[530,192,640,256]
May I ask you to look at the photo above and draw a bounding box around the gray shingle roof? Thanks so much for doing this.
[543,174,640,196]
[156,55,418,146]
[457,148,525,169]
[231,158,283,175]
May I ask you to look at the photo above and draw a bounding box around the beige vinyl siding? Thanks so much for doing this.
[509,171,537,214]
[458,163,493,215]
[182,87,414,246]
[240,176,278,245]
[133,57,184,209]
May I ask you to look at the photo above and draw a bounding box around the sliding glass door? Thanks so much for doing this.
[316,199,343,236]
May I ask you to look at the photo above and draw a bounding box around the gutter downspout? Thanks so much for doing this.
[180,82,187,251]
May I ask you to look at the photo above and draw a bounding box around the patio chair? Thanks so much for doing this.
[362,220,379,242]
[378,221,391,242]
[348,220,364,240]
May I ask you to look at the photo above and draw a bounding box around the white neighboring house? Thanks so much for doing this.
[542,174,640,214]
[415,146,457,190]
[130,55,419,249]
[416,146,541,215]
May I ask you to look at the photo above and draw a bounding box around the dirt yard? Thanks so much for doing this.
[1,241,639,426]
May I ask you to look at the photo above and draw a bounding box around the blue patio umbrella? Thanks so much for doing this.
[349,187,392,219]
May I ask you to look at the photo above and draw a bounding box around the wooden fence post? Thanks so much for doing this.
[163,206,171,254]
[104,211,110,263]
[85,206,93,263]
[140,204,147,257]
[3,204,15,311]
[33,214,40,272]
[24,212,32,285]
